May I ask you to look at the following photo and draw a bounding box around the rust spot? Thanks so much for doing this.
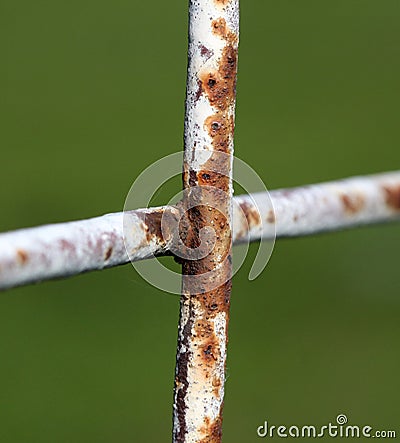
[199,43,238,113]
[213,0,230,8]
[340,193,365,214]
[211,122,220,131]
[199,415,224,443]
[204,345,212,356]
[204,114,234,153]
[199,19,238,114]
[383,185,400,210]
[212,377,221,387]
[267,210,275,224]
[212,18,227,38]
[104,247,113,261]
[198,169,229,191]
[207,77,217,88]
[16,249,28,264]
[200,336,219,363]
[211,18,237,43]
[212,376,222,394]
[144,211,163,242]
[239,201,261,229]
[137,210,175,249]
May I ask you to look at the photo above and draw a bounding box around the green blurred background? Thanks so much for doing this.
[1,1,399,441]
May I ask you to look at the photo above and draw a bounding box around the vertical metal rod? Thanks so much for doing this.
[173,0,239,441]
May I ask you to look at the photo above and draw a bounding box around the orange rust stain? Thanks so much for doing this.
[201,337,219,364]
[211,18,238,43]
[213,0,230,8]
[211,18,228,39]
[340,193,365,214]
[383,185,400,210]
[199,19,237,114]
[204,114,234,154]
[198,151,231,193]
[16,249,28,264]
[199,43,237,113]
[198,169,230,193]
[212,376,222,397]
[199,415,224,443]
[239,201,261,229]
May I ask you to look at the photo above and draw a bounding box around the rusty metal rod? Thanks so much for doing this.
[234,170,400,242]
[0,207,174,290]
[0,171,399,291]
[172,0,240,440]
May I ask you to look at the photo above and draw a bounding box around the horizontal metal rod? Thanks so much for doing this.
[0,171,399,291]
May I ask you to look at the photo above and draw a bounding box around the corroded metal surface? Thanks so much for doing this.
[0,207,175,290]
[233,172,400,242]
[173,0,239,441]
[1,172,400,291]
